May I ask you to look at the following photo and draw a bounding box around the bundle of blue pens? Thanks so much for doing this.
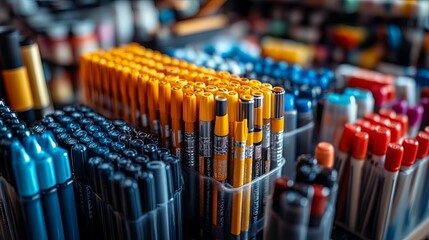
[0,99,80,240]
[33,105,183,240]
[264,142,338,240]
[333,115,429,240]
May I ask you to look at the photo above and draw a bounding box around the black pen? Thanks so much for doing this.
[120,178,144,239]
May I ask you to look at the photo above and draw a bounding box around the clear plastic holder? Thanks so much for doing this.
[264,197,335,240]
[74,181,183,240]
[183,158,285,239]
[282,122,315,178]
[0,177,25,240]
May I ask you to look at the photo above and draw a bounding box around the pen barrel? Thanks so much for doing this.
[376,170,398,240]
[199,121,213,177]
[21,194,49,240]
[58,179,80,240]
[160,113,171,147]
[347,158,364,230]
[172,119,182,158]
[228,122,236,184]
[214,135,228,181]
[2,68,34,111]
[184,122,197,169]
[262,120,271,174]
[270,118,284,170]
[41,188,65,240]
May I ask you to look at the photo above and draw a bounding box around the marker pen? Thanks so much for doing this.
[227,91,238,185]
[315,142,334,169]
[40,132,79,240]
[375,143,403,240]
[344,88,374,118]
[261,88,271,174]
[120,177,144,239]
[11,140,48,240]
[407,105,423,137]
[231,119,247,239]
[296,98,313,157]
[19,37,53,120]
[387,138,418,240]
[392,99,408,115]
[252,92,264,179]
[147,78,160,136]
[171,87,183,158]
[159,81,171,148]
[270,87,285,170]
[347,132,368,230]
[335,123,361,186]
[183,92,197,169]
[278,190,310,240]
[307,184,330,240]
[23,136,65,240]
[128,71,139,127]
[0,27,35,123]
[137,73,149,130]
[282,93,296,174]
[212,94,229,237]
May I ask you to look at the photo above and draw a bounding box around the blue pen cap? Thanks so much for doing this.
[11,139,40,197]
[416,69,429,87]
[296,99,312,113]
[22,136,57,190]
[344,88,372,100]
[284,94,295,112]
[39,132,72,184]
[326,93,356,105]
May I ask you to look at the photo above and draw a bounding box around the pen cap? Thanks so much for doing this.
[392,99,408,115]
[165,164,174,198]
[339,123,361,153]
[284,94,294,112]
[280,191,310,225]
[272,87,285,119]
[386,121,402,143]
[40,132,72,184]
[23,136,56,190]
[165,155,182,192]
[144,143,158,160]
[416,131,429,159]
[407,105,424,126]
[315,142,334,168]
[291,183,315,200]
[199,92,215,121]
[371,126,391,156]
[124,164,142,179]
[261,88,271,119]
[314,168,338,188]
[146,161,169,204]
[296,98,312,113]
[183,92,196,123]
[135,155,150,168]
[234,119,248,142]
[296,164,320,184]
[99,137,113,147]
[385,143,403,172]
[0,27,23,69]
[364,113,381,124]
[379,109,396,120]
[120,178,143,220]
[352,132,369,160]
[95,146,110,160]
[310,185,330,217]
[401,138,419,167]
[159,81,171,114]
[71,144,88,180]
[171,87,183,119]
[72,130,88,139]
[108,172,125,211]
[130,139,145,154]
[227,91,238,123]
[391,114,408,137]
[106,152,122,165]
[137,171,156,212]
[273,177,293,205]
[240,95,254,131]
[123,148,138,160]
[296,154,318,168]
[112,141,126,153]
[11,140,40,197]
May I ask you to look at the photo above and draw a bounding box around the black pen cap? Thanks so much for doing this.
[88,156,103,191]
[47,122,62,131]
[296,164,320,184]
[66,122,81,132]
[124,163,142,179]
[146,161,169,204]
[57,133,71,148]
[137,171,156,212]
[80,136,94,145]
[84,112,96,119]
[291,183,315,201]
[106,152,122,165]
[0,27,23,69]
[79,118,94,127]
[85,124,101,134]
[32,123,46,135]
[134,155,150,169]
[273,176,294,209]
[165,155,182,192]
[99,120,114,131]
[314,168,338,188]
[71,144,88,181]
[280,191,310,225]
[117,157,132,172]
[215,95,228,117]
[53,127,67,136]
[144,144,158,160]
[76,105,92,113]
[108,130,121,141]
[113,119,126,127]
[119,134,132,147]
[41,115,55,125]
[108,172,125,212]
[62,106,76,114]
[72,130,88,139]
[86,142,100,157]
[92,131,107,139]
[53,110,65,119]
[119,125,132,135]
[120,178,143,220]
[111,141,126,153]
[157,147,170,160]
[70,112,83,120]
[99,137,113,147]
[58,116,73,125]
[296,154,318,169]
[130,139,145,154]
[95,146,110,160]
[165,164,174,198]
[123,148,138,160]
[91,113,106,123]
[97,162,115,202]
[15,129,31,139]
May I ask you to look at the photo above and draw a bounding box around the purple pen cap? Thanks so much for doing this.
[407,105,424,127]
[392,99,408,115]
[419,98,429,118]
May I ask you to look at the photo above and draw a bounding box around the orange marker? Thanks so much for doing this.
[315,142,335,168]
[147,78,160,136]
[183,92,197,169]
[159,81,172,148]
[137,73,149,130]
[171,87,183,157]
[128,70,139,127]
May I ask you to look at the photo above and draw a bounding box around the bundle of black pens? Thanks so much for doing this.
[0,99,79,240]
[264,142,338,240]
[33,105,183,240]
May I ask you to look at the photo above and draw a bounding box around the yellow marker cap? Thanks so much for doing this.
[164,75,179,84]
[171,87,183,120]
[217,82,229,89]
[250,80,261,87]
[216,71,231,80]
[261,83,272,90]
[227,91,239,123]
[230,74,241,82]
[159,81,171,114]
[235,119,248,142]
[173,79,187,88]
[183,92,197,123]
[208,77,221,86]
[240,78,250,86]
[216,88,228,96]
[239,85,251,96]
[182,84,194,93]
[205,85,218,94]
[194,82,206,90]
[261,88,272,119]
[199,92,215,121]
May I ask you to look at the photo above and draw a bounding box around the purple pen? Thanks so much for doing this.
[407,105,424,137]
[392,100,408,115]
[419,98,429,130]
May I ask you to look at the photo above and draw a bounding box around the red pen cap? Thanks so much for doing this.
[310,184,330,217]
[384,143,403,172]
[315,142,335,168]
[364,113,380,124]
[379,109,397,119]
[391,114,408,137]
[273,177,293,204]
[402,138,419,167]
[352,132,369,160]
[416,132,429,159]
[371,126,391,156]
[386,121,402,143]
[356,119,372,133]
[339,123,361,153]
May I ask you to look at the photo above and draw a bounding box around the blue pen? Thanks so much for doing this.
[40,131,80,240]
[23,135,65,240]
[296,99,314,157]
[11,139,48,240]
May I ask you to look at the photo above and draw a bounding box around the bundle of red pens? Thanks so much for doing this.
[79,43,287,239]
[334,107,429,240]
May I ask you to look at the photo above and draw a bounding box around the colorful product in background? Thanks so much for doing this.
[261,37,314,67]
